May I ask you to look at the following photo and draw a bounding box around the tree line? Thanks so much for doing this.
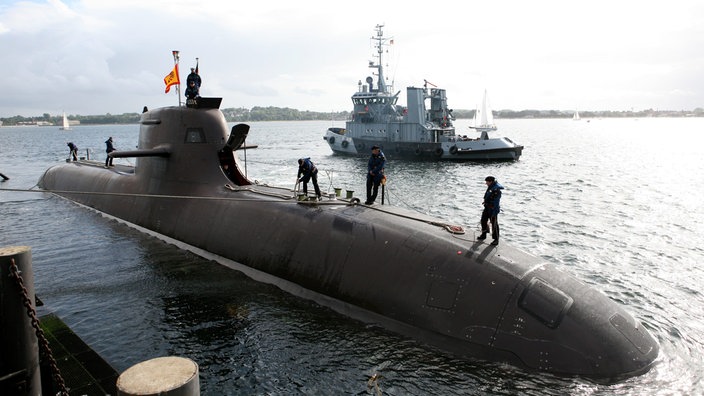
[2,107,702,126]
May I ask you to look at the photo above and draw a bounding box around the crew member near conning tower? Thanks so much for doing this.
[185,80,199,99]
[186,67,201,88]
[105,137,116,167]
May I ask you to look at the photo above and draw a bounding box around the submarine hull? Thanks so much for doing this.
[38,103,658,381]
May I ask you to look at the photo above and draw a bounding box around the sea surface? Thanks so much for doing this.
[1,117,703,395]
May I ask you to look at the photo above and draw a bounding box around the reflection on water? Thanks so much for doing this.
[1,118,703,394]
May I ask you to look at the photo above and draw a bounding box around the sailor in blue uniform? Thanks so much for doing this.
[185,80,199,99]
[365,146,385,205]
[187,67,201,88]
[297,157,321,200]
[478,176,504,245]
[67,142,78,161]
[105,137,116,167]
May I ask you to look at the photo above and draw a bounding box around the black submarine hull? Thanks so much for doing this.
[38,103,658,381]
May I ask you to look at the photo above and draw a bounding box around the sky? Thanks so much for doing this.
[1,0,703,117]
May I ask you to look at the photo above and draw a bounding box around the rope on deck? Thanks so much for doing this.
[1,186,469,236]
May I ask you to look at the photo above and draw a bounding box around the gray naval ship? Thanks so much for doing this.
[324,25,523,161]
[38,96,656,382]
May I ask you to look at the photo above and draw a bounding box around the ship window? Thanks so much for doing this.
[185,128,206,143]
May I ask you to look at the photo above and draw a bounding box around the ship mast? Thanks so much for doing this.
[370,24,392,94]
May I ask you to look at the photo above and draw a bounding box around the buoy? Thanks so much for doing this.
[116,356,199,396]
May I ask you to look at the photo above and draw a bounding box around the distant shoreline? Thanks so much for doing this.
[1,107,702,126]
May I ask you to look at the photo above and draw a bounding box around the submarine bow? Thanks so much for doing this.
[37,100,658,381]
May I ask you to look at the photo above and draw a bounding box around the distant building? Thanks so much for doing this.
[17,121,54,126]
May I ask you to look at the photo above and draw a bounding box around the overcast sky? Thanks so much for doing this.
[1,0,703,117]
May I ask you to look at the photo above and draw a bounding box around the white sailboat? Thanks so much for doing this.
[60,112,71,130]
[573,110,581,121]
[473,89,497,132]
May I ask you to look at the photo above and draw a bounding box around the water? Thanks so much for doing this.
[1,117,703,395]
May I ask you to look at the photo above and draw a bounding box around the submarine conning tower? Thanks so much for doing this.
[131,99,250,191]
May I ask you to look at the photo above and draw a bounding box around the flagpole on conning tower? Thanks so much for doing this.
[173,50,181,106]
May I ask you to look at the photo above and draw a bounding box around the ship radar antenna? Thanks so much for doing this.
[370,24,392,94]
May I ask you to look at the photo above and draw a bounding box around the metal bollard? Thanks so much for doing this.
[0,246,41,396]
[117,356,200,396]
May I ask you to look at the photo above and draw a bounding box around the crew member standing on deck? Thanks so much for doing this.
[105,137,116,167]
[297,157,322,201]
[67,142,78,161]
[365,146,386,205]
[478,176,504,245]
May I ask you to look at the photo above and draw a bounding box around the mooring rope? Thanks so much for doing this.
[1,186,470,236]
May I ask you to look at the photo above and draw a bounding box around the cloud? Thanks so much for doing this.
[1,0,703,117]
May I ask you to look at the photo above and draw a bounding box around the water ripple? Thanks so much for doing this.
[2,119,704,394]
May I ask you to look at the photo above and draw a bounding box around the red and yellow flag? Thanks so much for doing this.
[164,64,180,93]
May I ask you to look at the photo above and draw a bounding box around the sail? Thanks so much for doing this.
[481,90,493,126]
[474,89,497,131]
[61,112,71,130]
[573,110,580,120]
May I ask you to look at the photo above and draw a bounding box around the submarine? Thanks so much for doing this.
[38,97,658,382]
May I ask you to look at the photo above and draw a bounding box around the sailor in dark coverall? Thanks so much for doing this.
[365,146,386,205]
[187,68,201,88]
[297,157,321,200]
[185,81,199,99]
[478,176,504,245]
[67,142,78,161]
[105,137,116,167]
